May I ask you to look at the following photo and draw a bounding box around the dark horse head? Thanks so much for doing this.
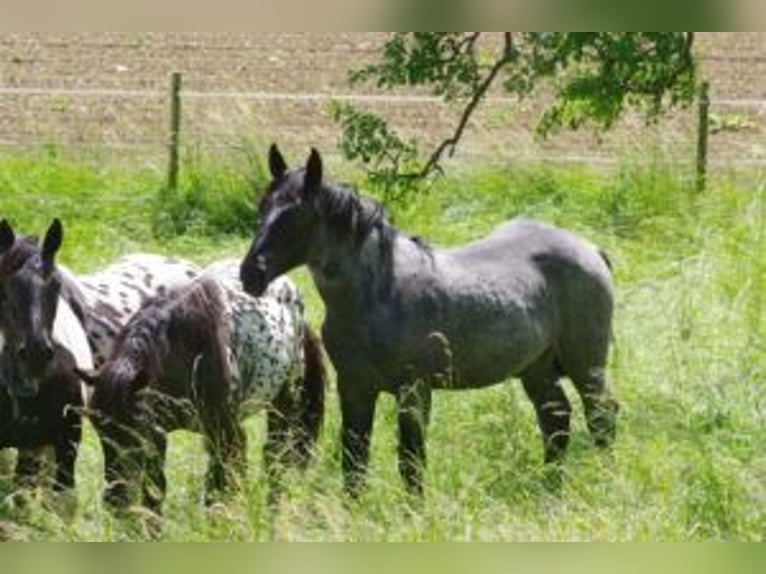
[240,144,388,297]
[76,298,172,510]
[0,219,64,394]
[78,359,154,510]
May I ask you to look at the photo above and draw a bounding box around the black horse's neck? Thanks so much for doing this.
[308,184,435,319]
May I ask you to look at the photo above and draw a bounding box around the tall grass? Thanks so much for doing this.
[0,150,763,540]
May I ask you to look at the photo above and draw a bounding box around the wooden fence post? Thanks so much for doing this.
[696,80,710,192]
[167,72,182,194]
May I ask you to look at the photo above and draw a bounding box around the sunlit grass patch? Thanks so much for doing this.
[0,150,763,540]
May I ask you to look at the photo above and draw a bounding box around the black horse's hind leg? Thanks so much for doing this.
[143,433,167,513]
[396,379,431,496]
[338,377,377,498]
[521,354,571,464]
[203,410,246,501]
[570,368,619,448]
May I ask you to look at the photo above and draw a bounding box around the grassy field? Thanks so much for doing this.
[0,149,764,541]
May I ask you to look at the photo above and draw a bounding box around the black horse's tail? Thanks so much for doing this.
[598,247,617,348]
[294,323,326,466]
[598,248,613,273]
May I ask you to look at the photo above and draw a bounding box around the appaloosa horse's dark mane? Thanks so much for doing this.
[99,278,227,404]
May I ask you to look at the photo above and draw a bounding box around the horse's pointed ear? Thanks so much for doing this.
[304,148,323,192]
[42,218,63,273]
[0,219,15,253]
[268,143,288,180]
[75,367,100,387]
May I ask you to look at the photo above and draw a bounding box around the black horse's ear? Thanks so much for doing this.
[75,367,100,387]
[0,219,15,253]
[268,143,288,180]
[304,148,323,192]
[41,218,63,273]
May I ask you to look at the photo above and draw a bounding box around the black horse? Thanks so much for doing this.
[241,145,618,496]
[0,220,83,493]
[0,345,83,493]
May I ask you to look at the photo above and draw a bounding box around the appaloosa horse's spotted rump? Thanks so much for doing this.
[202,261,306,414]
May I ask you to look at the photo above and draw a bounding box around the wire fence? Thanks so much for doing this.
[1,86,764,168]
[1,33,765,178]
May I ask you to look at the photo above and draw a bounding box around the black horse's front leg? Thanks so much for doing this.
[52,402,83,492]
[52,438,79,492]
[396,379,432,496]
[338,378,377,498]
[14,447,45,490]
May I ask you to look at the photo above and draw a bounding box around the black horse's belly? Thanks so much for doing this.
[0,418,52,449]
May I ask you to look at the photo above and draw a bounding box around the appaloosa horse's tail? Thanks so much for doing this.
[294,323,326,466]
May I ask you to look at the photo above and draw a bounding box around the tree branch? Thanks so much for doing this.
[409,34,513,180]
[336,32,697,195]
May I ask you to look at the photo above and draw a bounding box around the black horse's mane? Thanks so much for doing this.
[317,181,388,245]
[316,180,430,255]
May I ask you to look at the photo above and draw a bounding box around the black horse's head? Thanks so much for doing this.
[76,296,177,511]
[240,145,326,296]
[0,219,63,394]
[78,359,153,510]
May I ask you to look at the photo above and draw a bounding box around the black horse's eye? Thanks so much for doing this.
[252,211,263,232]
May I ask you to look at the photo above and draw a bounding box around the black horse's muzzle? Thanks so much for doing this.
[8,339,54,397]
[240,256,268,297]
[16,339,54,376]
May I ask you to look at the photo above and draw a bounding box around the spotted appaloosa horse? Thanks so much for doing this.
[77,261,326,512]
